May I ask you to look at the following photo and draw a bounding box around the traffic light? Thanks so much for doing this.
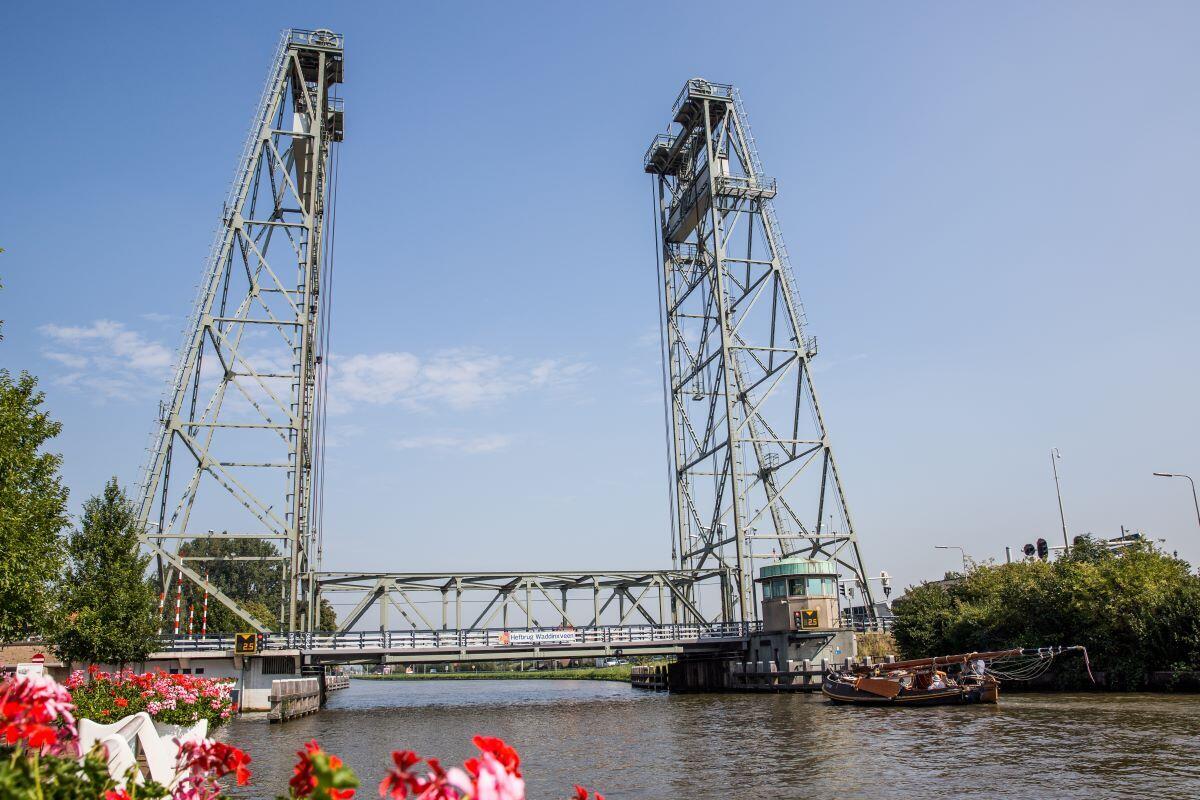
[1023,543,1036,558]
[880,571,892,598]
[1036,538,1049,560]
[838,581,847,598]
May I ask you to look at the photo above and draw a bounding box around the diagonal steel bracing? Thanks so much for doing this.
[645,79,876,624]
[136,29,344,633]
[318,570,733,634]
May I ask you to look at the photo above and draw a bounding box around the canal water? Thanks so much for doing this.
[222,679,1200,798]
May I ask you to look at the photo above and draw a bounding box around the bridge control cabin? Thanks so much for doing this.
[741,558,856,680]
[757,558,841,633]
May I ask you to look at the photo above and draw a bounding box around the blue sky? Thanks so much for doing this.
[2,1,1199,596]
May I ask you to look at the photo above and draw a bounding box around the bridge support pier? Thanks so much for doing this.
[669,629,856,693]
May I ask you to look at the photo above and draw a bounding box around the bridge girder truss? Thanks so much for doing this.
[646,79,875,623]
[136,29,344,633]
[318,570,734,634]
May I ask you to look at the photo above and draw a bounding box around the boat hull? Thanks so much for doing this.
[822,677,999,706]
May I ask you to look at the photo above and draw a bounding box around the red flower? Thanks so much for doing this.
[471,735,521,778]
[407,758,458,800]
[115,697,129,708]
[105,790,133,800]
[177,737,253,786]
[571,787,604,800]
[291,740,322,797]
[25,724,57,748]
[379,749,422,799]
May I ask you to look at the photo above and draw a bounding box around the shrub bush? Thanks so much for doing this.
[891,539,1200,688]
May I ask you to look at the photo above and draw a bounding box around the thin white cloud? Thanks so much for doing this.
[333,348,590,412]
[140,312,174,324]
[40,320,172,372]
[38,319,174,399]
[393,433,514,454]
[809,352,869,374]
[324,423,365,448]
[634,326,663,350]
[43,351,89,369]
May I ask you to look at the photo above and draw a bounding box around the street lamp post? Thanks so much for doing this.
[935,545,969,572]
[1153,472,1200,532]
[1051,449,1069,552]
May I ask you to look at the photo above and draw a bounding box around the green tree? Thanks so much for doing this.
[170,538,337,632]
[891,538,1200,689]
[0,368,69,642]
[53,478,159,665]
[175,537,284,632]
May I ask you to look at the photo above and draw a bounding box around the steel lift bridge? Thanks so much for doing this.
[138,31,874,664]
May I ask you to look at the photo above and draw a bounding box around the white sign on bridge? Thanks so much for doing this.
[498,630,577,646]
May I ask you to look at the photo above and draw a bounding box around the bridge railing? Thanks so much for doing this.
[155,622,762,653]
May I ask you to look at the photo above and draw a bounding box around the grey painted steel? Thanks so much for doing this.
[645,79,876,622]
[154,621,759,665]
[135,29,344,633]
[317,569,734,633]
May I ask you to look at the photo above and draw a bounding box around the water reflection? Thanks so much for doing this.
[221,680,1200,798]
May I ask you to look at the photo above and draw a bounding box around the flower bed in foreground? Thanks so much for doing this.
[1,671,605,799]
[65,667,237,731]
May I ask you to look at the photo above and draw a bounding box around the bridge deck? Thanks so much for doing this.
[154,623,757,665]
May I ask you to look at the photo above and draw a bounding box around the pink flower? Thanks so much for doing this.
[0,673,78,756]
[452,752,525,800]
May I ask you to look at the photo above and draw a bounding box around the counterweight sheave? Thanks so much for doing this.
[646,79,875,624]
[136,29,344,633]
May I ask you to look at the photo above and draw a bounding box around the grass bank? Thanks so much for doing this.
[353,665,634,682]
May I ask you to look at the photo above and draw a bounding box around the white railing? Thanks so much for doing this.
[157,622,761,653]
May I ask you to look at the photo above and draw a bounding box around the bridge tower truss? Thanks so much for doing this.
[135,29,344,633]
[645,79,875,624]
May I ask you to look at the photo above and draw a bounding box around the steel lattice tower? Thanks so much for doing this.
[645,79,875,624]
[136,29,344,633]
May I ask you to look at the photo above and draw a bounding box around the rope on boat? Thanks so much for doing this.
[983,645,1094,683]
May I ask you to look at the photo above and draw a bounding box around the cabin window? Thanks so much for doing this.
[771,579,786,598]
[807,577,835,596]
[787,578,806,596]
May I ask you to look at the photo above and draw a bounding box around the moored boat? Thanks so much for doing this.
[822,646,1089,707]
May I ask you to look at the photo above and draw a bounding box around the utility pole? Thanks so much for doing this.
[1153,472,1200,533]
[935,545,969,572]
[1051,448,1069,552]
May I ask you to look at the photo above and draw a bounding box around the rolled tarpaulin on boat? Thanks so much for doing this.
[854,676,903,699]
